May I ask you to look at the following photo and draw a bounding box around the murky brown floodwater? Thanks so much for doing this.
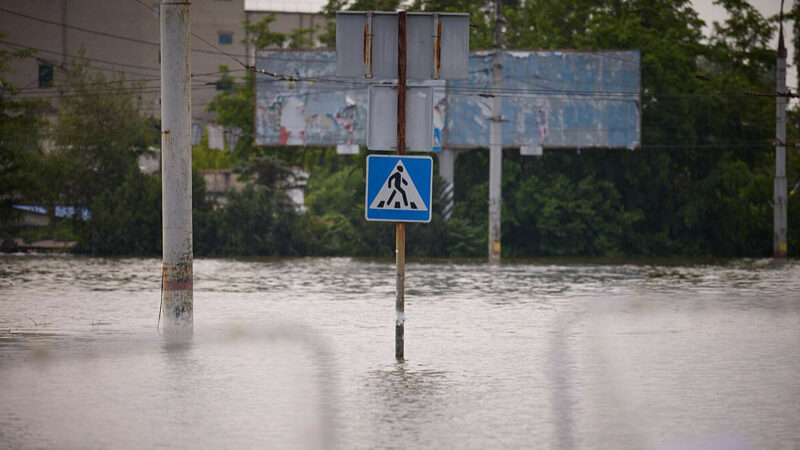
[1,255,799,449]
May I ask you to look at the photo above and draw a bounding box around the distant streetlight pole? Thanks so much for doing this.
[160,0,193,336]
[774,5,788,259]
[488,0,504,262]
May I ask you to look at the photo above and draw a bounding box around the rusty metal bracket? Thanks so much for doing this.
[433,13,441,79]
[364,12,374,79]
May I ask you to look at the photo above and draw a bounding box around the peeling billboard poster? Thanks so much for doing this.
[255,51,368,147]
[445,50,641,149]
[255,50,640,150]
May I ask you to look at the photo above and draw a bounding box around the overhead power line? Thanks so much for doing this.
[129,0,248,70]
[0,7,162,47]
[10,68,246,93]
[13,83,220,100]
[0,40,160,73]
[0,6,250,60]
[2,39,769,102]
[467,50,641,65]
[249,69,770,101]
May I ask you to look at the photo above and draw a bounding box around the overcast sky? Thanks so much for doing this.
[695,0,795,88]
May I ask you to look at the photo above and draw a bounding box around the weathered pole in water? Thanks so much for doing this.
[774,7,788,259]
[395,11,407,361]
[160,0,193,335]
[488,0,504,262]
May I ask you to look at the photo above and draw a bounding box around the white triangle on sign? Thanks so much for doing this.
[369,161,428,211]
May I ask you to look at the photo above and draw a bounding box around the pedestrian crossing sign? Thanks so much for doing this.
[366,155,433,222]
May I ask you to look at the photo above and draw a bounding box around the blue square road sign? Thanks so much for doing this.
[365,155,433,222]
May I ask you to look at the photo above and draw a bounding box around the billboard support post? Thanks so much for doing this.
[488,0,504,262]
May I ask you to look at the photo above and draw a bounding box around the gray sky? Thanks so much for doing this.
[695,0,794,88]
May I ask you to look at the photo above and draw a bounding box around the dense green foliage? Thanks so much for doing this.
[0,39,48,225]
[308,0,799,257]
[53,59,158,209]
[81,169,162,255]
[2,0,799,257]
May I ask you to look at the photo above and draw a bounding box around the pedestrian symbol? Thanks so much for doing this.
[366,155,433,222]
[370,161,428,211]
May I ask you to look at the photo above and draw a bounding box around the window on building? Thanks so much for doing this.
[216,78,233,91]
[218,32,233,45]
[38,64,54,88]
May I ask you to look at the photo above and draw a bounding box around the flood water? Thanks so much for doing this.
[1,255,799,449]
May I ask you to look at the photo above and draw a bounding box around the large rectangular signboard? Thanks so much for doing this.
[445,51,641,149]
[255,51,368,147]
[255,50,640,149]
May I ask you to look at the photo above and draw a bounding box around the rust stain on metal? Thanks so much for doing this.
[362,23,369,65]
[163,280,193,291]
[362,19,372,78]
[434,20,442,79]
[162,260,193,291]
[397,11,407,154]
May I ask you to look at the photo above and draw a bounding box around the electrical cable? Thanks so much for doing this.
[130,0,249,69]
[1,40,161,73]
[0,6,251,59]
[13,84,219,100]
[12,68,247,92]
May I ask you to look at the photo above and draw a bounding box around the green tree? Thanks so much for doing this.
[205,15,317,166]
[0,38,48,226]
[219,186,302,256]
[197,0,791,258]
[81,169,161,255]
[53,55,158,211]
[245,14,316,49]
[193,169,223,257]
[304,164,364,255]
[204,65,255,161]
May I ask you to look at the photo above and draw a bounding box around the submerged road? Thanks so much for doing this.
[1,255,798,449]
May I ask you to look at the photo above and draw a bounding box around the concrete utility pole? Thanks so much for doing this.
[488,0,504,262]
[775,14,788,258]
[61,0,67,67]
[161,0,193,336]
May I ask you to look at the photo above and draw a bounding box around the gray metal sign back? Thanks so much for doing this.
[368,85,433,151]
[335,12,469,80]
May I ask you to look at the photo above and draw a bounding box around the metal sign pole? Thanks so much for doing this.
[336,10,468,360]
[395,11,408,361]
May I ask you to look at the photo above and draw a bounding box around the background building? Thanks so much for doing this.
[0,0,326,122]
